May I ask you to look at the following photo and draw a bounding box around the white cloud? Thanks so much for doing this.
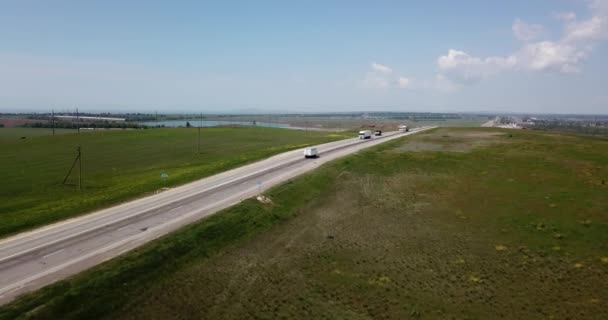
[437,0,608,86]
[590,0,608,15]
[554,12,577,22]
[563,16,606,42]
[516,41,585,73]
[371,62,393,74]
[361,72,390,89]
[437,49,516,83]
[397,76,410,89]
[360,63,411,90]
[513,19,545,42]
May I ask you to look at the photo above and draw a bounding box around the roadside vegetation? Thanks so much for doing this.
[203,115,485,130]
[22,121,145,130]
[2,127,607,319]
[531,120,608,136]
[0,126,350,237]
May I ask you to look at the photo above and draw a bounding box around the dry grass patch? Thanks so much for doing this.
[393,128,510,153]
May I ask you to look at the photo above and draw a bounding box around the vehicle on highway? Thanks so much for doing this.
[303,147,319,158]
[358,130,372,139]
[399,125,409,132]
[374,130,382,136]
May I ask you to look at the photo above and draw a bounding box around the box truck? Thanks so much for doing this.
[398,125,409,132]
[359,130,372,139]
[303,147,319,158]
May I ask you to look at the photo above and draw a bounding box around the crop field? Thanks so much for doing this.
[0,126,350,237]
[2,128,607,319]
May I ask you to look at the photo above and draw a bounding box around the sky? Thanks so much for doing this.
[0,0,607,114]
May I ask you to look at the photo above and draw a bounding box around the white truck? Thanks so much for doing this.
[398,125,409,132]
[303,147,319,158]
[358,130,372,139]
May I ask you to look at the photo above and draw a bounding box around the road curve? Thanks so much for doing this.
[0,127,434,304]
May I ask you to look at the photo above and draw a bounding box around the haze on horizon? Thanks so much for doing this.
[1,0,607,114]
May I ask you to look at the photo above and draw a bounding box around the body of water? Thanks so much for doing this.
[139,120,290,128]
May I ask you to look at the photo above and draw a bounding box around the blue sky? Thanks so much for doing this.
[0,0,607,114]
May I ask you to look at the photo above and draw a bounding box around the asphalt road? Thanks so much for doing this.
[0,127,433,304]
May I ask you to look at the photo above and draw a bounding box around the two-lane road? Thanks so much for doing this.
[0,127,433,304]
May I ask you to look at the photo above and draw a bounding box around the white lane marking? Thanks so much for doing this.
[0,155,307,264]
[168,205,184,213]
[0,132,394,251]
[0,127,435,300]
[0,137,357,247]
[42,249,64,259]
[117,225,130,231]
[0,192,243,297]
[0,164,321,299]
[0,285,22,298]
[0,139,347,263]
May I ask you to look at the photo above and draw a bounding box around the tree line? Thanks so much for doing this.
[22,122,145,129]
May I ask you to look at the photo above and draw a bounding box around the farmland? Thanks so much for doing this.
[2,127,607,319]
[0,126,351,237]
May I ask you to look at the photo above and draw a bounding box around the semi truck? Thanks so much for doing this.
[303,147,319,158]
[359,130,372,139]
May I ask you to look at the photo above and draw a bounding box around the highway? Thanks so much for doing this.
[0,127,433,304]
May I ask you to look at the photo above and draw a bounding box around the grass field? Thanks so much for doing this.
[2,128,607,319]
[0,126,350,237]
[204,116,487,130]
[0,127,76,141]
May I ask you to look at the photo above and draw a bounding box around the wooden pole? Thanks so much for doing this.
[198,113,202,154]
[78,146,82,191]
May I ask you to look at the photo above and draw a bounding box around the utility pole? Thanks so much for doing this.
[51,109,55,136]
[63,146,83,191]
[198,112,202,154]
[78,146,82,190]
[76,108,80,135]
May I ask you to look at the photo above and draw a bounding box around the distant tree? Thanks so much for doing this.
[186,121,191,127]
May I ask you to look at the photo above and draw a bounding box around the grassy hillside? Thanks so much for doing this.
[2,128,607,319]
[0,126,349,237]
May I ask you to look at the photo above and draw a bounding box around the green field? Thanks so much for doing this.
[0,126,350,237]
[0,127,76,141]
[2,128,607,319]
[203,116,486,130]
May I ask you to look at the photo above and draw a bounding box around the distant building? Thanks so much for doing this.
[54,116,126,122]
